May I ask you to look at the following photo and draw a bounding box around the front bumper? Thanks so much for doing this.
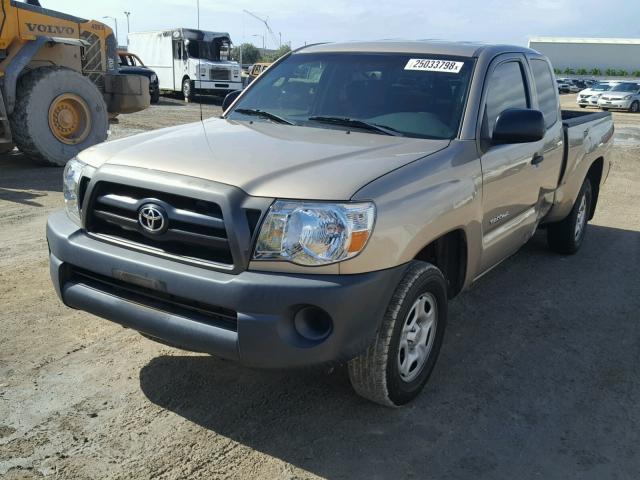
[598,99,632,109]
[47,210,406,369]
[194,80,243,92]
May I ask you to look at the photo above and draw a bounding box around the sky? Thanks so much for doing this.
[41,0,640,49]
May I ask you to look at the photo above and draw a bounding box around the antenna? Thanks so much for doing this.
[243,9,279,49]
[197,0,203,122]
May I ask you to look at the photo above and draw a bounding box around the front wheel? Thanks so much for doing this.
[547,178,593,254]
[629,101,639,113]
[348,262,448,407]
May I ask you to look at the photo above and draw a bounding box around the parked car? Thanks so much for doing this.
[577,81,615,108]
[564,79,582,93]
[47,41,613,407]
[598,82,640,112]
[118,51,160,104]
[248,62,272,84]
[557,79,571,93]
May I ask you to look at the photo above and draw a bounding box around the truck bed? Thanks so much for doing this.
[561,109,611,128]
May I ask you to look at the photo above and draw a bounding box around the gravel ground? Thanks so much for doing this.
[0,94,639,479]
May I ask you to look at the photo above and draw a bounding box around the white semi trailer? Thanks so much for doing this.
[128,29,242,100]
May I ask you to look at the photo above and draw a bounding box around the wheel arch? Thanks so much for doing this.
[413,228,468,298]
[586,157,604,220]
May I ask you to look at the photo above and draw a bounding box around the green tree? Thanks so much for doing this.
[576,68,588,76]
[231,43,261,65]
[263,45,292,62]
[633,70,640,78]
[605,68,616,76]
[617,69,628,77]
[553,67,561,75]
[590,67,602,76]
[563,67,575,75]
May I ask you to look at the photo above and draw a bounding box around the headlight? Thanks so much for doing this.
[63,158,92,224]
[254,201,376,266]
[623,95,632,100]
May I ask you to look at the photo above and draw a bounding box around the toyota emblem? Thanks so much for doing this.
[138,204,167,234]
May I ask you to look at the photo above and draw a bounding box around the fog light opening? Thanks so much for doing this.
[293,306,333,342]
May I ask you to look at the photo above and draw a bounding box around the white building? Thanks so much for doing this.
[528,37,640,74]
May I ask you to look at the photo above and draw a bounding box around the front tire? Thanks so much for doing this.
[547,178,593,254]
[629,101,639,113]
[182,77,193,102]
[348,262,448,407]
[9,67,108,166]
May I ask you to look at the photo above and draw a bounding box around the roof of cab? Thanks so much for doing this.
[297,40,539,58]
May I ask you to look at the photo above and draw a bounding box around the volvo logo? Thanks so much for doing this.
[138,204,167,234]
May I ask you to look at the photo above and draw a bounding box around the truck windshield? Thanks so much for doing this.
[227,52,474,139]
[187,41,226,61]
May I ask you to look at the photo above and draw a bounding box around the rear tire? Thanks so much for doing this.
[9,67,108,166]
[348,261,448,407]
[547,178,593,254]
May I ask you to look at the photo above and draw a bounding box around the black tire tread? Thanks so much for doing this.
[348,262,444,407]
[547,178,592,254]
[9,66,106,166]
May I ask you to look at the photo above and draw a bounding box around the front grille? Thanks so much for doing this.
[68,266,238,331]
[86,182,233,268]
[210,68,231,81]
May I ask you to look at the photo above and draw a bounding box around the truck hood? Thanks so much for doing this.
[79,118,450,199]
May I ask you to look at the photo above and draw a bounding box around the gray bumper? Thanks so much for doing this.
[47,210,406,368]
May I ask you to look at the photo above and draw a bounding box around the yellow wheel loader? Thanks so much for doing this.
[0,0,150,165]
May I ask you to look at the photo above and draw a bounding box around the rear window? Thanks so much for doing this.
[530,59,558,128]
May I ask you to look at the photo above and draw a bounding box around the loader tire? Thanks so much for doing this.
[9,67,108,166]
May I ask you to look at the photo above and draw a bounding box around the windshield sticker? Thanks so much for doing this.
[404,59,464,73]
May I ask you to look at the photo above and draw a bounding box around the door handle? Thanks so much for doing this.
[531,154,544,166]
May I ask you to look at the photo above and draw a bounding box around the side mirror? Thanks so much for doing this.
[492,108,545,145]
[222,90,241,112]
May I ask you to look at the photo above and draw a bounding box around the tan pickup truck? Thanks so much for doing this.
[47,41,613,406]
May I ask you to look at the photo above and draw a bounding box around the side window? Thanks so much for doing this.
[531,59,558,128]
[484,61,529,136]
[173,41,182,60]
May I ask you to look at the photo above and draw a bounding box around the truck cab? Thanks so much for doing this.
[128,29,242,100]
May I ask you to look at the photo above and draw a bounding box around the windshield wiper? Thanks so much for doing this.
[233,108,294,125]
[307,116,404,136]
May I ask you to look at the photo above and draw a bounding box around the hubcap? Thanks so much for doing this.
[574,194,588,241]
[397,293,438,383]
[48,93,91,145]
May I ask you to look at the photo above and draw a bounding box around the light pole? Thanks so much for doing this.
[124,11,130,45]
[102,16,119,47]
[279,32,282,48]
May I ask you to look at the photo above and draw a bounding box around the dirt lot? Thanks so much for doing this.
[1,94,639,479]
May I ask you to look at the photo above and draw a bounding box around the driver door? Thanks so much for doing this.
[478,54,543,272]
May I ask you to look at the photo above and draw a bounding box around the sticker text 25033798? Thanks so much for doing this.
[404,59,464,73]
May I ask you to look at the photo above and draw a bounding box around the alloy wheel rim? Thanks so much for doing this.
[397,293,438,383]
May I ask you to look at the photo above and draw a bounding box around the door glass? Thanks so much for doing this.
[531,59,558,128]
[484,61,528,136]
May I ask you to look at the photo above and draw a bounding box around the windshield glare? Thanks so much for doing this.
[227,52,474,139]
[611,83,639,92]
[592,83,612,91]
